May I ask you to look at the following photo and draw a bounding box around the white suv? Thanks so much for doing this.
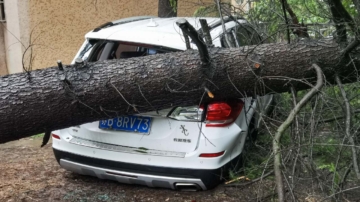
[51,16,273,191]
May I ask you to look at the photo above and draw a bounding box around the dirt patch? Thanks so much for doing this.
[0,137,340,202]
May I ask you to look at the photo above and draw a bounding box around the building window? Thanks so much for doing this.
[0,0,5,22]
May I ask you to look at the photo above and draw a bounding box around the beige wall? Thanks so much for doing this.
[3,0,215,72]
[177,0,214,16]
[28,0,158,69]
[28,0,204,70]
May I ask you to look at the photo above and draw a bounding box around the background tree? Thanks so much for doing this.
[158,0,177,17]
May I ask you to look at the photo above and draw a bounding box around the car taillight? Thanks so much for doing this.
[205,101,243,127]
[52,134,60,139]
[168,106,203,121]
[199,151,225,158]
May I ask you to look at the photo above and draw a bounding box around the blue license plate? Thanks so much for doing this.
[99,115,152,133]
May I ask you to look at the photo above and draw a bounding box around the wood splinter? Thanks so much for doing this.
[57,60,64,71]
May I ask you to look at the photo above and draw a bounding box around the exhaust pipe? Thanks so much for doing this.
[174,183,201,191]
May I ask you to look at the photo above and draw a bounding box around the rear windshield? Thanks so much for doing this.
[78,40,176,62]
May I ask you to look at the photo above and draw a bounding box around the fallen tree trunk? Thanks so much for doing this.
[0,39,358,143]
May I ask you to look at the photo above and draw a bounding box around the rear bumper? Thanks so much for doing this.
[53,148,232,190]
[52,126,245,170]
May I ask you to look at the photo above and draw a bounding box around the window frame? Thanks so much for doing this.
[0,0,5,23]
[84,40,180,62]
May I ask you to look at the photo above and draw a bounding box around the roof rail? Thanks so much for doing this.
[93,16,156,32]
[93,22,114,32]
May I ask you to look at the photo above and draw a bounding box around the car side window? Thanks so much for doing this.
[114,44,138,59]
[86,41,172,62]
[242,25,262,45]
[221,25,262,47]
[234,27,252,46]
[87,41,106,62]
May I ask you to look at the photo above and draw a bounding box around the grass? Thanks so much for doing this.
[31,133,44,139]
[227,133,274,181]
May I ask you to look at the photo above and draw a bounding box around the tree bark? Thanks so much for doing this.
[158,0,177,17]
[0,40,359,144]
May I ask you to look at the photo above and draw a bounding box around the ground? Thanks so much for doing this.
[0,137,346,202]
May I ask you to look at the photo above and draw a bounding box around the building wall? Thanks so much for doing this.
[3,0,24,74]
[0,25,7,75]
[3,0,216,73]
[231,0,252,13]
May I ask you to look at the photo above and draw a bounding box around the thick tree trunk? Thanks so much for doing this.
[158,0,177,17]
[0,40,358,143]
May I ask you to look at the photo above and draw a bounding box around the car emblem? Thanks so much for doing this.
[180,125,189,136]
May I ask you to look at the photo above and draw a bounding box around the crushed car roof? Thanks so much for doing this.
[85,16,247,50]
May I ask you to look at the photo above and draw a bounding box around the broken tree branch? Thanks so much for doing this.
[335,74,360,180]
[282,0,309,38]
[320,186,360,201]
[176,19,210,65]
[327,0,358,49]
[199,19,213,46]
[224,170,274,187]
[320,109,360,123]
[342,39,360,56]
[215,0,235,48]
[176,18,215,97]
[273,64,324,202]
[183,32,191,50]
[280,0,291,43]
[290,87,300,188]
